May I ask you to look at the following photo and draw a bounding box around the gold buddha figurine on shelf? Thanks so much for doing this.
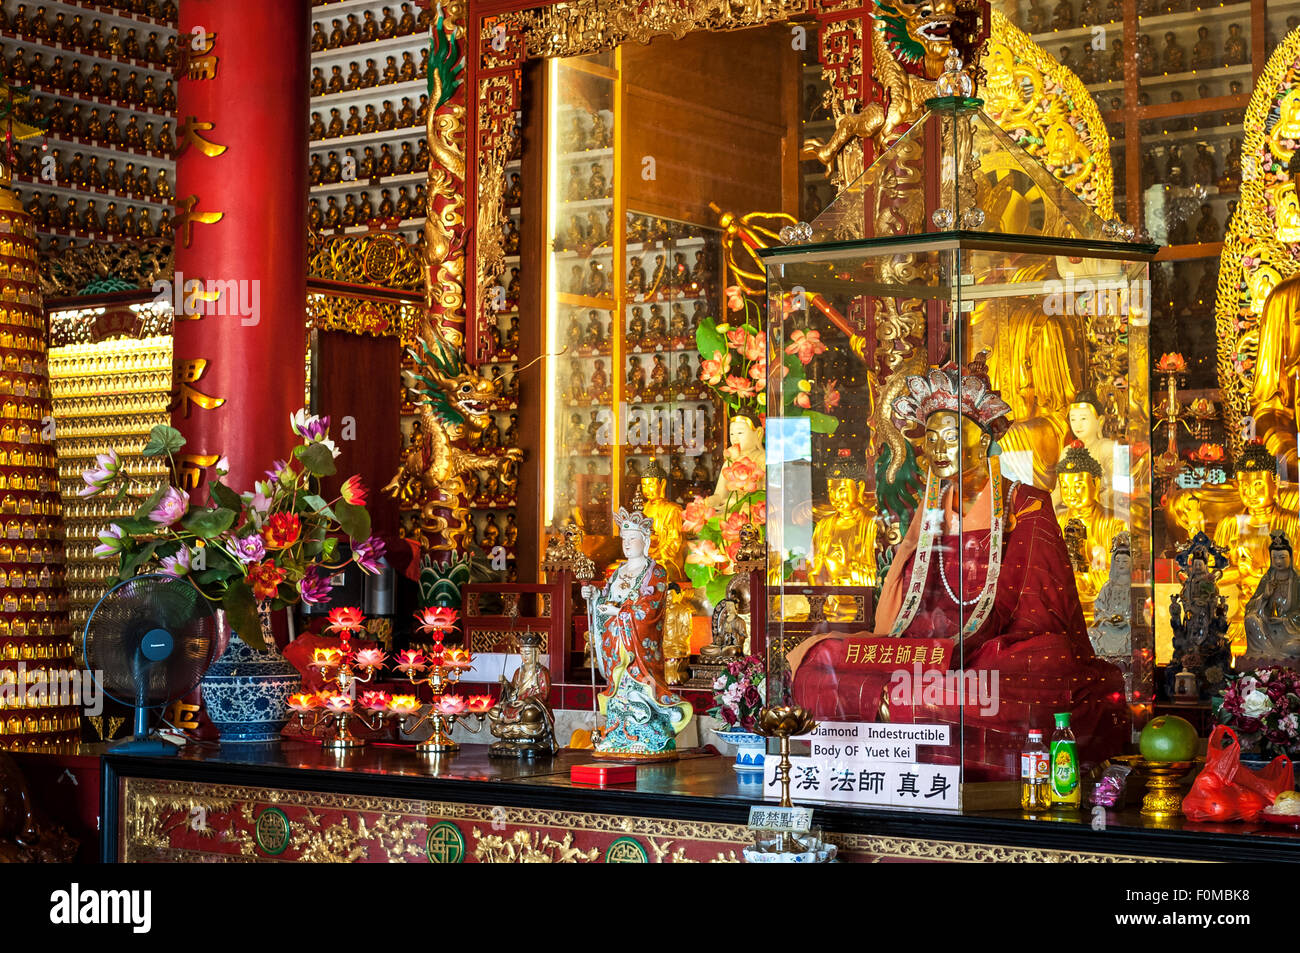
[637,461,686,583]
[808,457,879,590]
[487,631,556,757]
[1057,441,1128,611]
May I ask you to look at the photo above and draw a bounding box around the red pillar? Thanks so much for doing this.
[171,0,309,493]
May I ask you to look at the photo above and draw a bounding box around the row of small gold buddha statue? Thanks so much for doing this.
[50,417,161,440]
[17,189,167,238]
[0,259,38,288]
[49,350,169,376]
[310,99,428,141]
[14,100,175,155]
[0,447,53,468]
[1021,0,1237,31]
[0,315,42,336]
[0,566,62,587]
[310,51,427,96]
[310,4,428,49]
[56,437,169,459]
[6,48,178,110]
[2,4,179,58]
[0,516,63,539]
[0,236,37,261]
[0,497,58,518]
[0,715,81,739]
[310,185,426,229]
[0,539,57,561]
[0,347,46,372]
[51,396,168,420]
[0,635,72,657]
[0,396,49,418]
[0,472,52,492]
[309,140,428,181]
[50,371,170,397]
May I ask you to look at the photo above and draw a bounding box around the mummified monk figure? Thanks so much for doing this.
[788,353,1129,780]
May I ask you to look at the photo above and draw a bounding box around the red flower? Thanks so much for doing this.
[340,474,367,505]
[326,606,365,632]
[247,561,286,601]
[261,512,301,549]
[415,606,458,633]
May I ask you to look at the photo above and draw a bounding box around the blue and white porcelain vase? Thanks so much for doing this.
[716,729,766,774]
[200,609,300,743]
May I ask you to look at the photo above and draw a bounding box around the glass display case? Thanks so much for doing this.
[762,86,1157,805]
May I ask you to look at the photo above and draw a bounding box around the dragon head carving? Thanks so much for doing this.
[404,332,497,434]
[875,0,989,81]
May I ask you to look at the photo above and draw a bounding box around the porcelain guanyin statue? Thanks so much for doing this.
[580,508,693,760]
[786,353,1129,780]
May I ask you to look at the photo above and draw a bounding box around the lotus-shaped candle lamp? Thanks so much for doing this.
[288,692,319,712]
[1156,352,1187,374]
[395,649,426,674]
[352,647,386,669]
[443,648,473,670]
[310,647,346,670]
[756,704,818,740]
[388,694,421,715]
[359,690,391,712]
[466,694,493,713]
[436,694,468,716]
[323,693,353,714]
[415,606,458,634]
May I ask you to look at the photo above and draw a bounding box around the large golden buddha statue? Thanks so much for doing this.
[808,458,878,589]
[1213,440,1300,651]
[1056,441,1128,613]
[1250,273,1300,467]
[637,461,685,583]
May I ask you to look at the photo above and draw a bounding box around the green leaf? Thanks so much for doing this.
[141,425,186,457]
[209,481,243,513]
[298,442,337,477]
[222,583,264,651]
[705,573,732,607]
[181,507,237,539]
[321,537,339,561]
[302,494,336,520]
[805,410,840,435]
[684,561,715,591]
[695,318,727,366]
[114,516,161,536]
[334,500,371,542]
[133,483,169,521]
[119,541,159,580]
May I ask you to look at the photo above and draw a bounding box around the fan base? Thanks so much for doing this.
[111,736,178,756]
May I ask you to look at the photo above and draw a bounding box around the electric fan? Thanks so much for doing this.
[83,573,219,754]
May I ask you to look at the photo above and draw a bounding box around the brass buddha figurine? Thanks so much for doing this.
[638,462,686,583]
[1243,531,1300,660]
[1214,441,1300,651]
[487,633,555,757]
[808,458,879,589]
[1056,441,1128,611]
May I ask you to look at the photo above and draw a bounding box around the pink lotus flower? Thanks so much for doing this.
[794,392,811,409]
[823,378,841,412]
[436,694,468,715]
[323,693,353,713]
[784,328,827,364]
[700,350,731,386]
[686,538,729,568]
[727,327,764,362]
[721,375,757,398]
[79,449,121,497]
[720,456,763,495]
[149,486,190,526]
[748,501,766,525]
[359,690,390,712]
[158,546,191,578]
[352,647,386,669]
[388,695,420,715]
[395,649,427,673]
[721,511,748,542]
[93,524,125,560]
[682,497,716,534]
[725,286,746,312]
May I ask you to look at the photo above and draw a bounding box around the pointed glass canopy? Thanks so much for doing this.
[770,96,1156,258]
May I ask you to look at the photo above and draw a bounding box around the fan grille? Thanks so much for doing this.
[84,574,218,707]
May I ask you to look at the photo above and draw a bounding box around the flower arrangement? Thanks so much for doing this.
[1212,666,1300,759]
[696,287,769,418]
[81,413,382,650]
[708,655,767,733]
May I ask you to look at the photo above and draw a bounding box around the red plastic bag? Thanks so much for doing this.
[1182,726,1295,822]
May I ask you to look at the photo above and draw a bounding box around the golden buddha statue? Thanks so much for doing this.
[808,458,879,589]
[1250,273,1300,467]
[1056,441,1128,612]
[1056,389,1117,506]
[662,586,693,685]
[637,462,685,583]
[1213,441,1300,651]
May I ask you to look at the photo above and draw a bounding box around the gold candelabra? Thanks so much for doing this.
[289,644,401,751]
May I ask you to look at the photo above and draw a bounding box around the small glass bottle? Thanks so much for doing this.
[1049,712,1081,808]
[1020,729,1050,813]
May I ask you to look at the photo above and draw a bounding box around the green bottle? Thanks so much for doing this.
[1049,712,1080,807]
